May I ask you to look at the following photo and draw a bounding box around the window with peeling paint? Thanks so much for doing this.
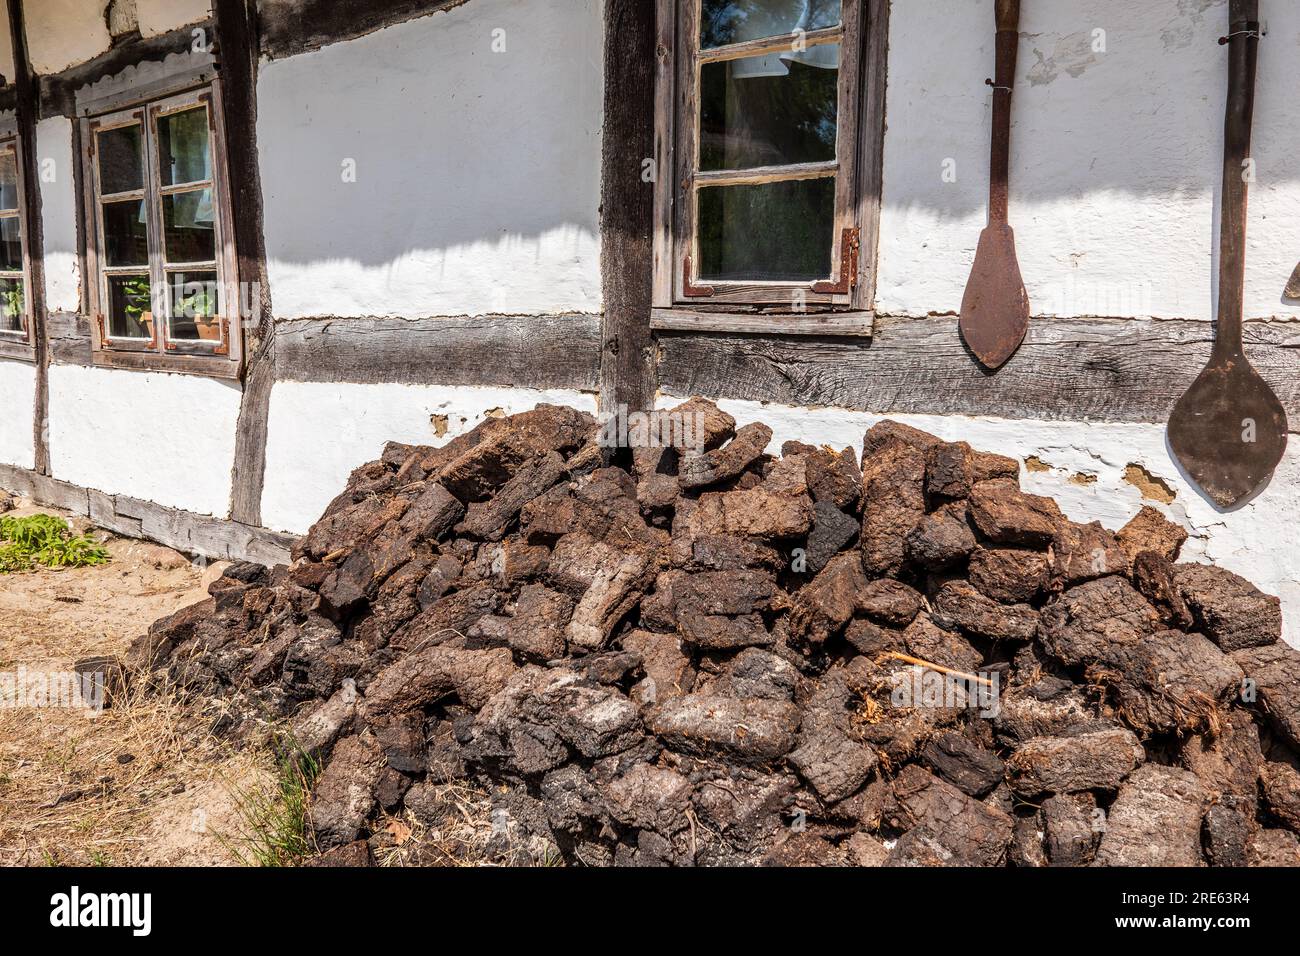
[0,138,30,342]
[82,84,241,378]
[655,0,884,327]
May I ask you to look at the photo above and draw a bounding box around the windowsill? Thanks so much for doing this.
[92,348,242,380]
[650,308,875,337]
[0,336,35,362]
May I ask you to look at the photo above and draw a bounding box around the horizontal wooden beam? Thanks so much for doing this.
[273,313,602,390]
[655,314,1300,428]
[0,464,295,566]
[38,24,211,118]
[651,308,874,337]
[258,0,465,60]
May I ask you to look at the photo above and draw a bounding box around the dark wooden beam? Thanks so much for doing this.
[598,0,658,418]
[273,314,601,389]
[258,0,466,60]
[9,0,49,474]
[38,24,213,118]
[215,0,275,528]
[656,314,1300,429]
[0,464,295,566]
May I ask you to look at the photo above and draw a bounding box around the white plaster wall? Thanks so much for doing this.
[257,0,603,320]
[668,396,1299,648]
[26,0,111,76]
[136,0,210,38]
[36,117,80,314]
[48,365,241,517]
[877,0,1300,322]
[0,0,16,83]
[261,382,599,534]
[0,360,35,469]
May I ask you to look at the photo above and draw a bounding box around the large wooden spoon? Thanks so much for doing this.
[1168,0,1287,508]
[1286,260,1300,299]
[959,0,1029,370]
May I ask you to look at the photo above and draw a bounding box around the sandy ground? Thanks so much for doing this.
[0,501,271,866]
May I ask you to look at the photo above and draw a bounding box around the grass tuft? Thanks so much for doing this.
[0,514,111,573]
[218,740,321,867]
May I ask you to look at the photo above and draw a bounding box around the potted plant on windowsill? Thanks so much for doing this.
[122,277,154,340]
[176,284,221,341]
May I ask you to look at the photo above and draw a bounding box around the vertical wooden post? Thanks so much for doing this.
[215,0,275,527]
[8,0,50,475]
[598,0,658,422]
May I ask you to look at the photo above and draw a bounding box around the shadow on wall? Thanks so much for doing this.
[255,0,604,319]
[877,0,1300,320]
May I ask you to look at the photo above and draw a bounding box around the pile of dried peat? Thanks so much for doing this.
[129,402,1300,866]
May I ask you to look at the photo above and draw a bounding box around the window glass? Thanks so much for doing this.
[697,177,835,282]
[102,198,150,266]
[166,270,220,342]
[702,0,840,48]
[0,147,18,212]
[157,106,212,186]
[0,217,22,271]
[0,277,22,333]
[700,45,838,170]
[106,274,155,339]
[97,123,144,195]
[162,189,216,262]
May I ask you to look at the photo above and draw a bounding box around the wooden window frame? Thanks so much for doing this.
[0,128,36,362]
[651,0,888,336]
[80,82,243,379]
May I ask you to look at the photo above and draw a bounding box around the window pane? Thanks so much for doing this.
[163,188,216,262]
[702,0,840,48]
[0,147,18,211]
[697,177,835,282]
[700,45,839,170]
[97,123,144,195]
[102,198,149,266]
[166,270,221,342]
[0,217,22,271]
[0,277,23,333]
[106,274,155,339]
[157,106,212,186]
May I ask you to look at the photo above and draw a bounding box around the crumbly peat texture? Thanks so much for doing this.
[131,402,1297,867]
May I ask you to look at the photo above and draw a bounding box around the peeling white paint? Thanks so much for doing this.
[26,0,112,76]
[661,396,1300,648]
[48,364,241,517]
[0,359,35,469]
[877,0,1300,323]
[257,0,604,320]
[36,117,80,314]
[261,381,598,534]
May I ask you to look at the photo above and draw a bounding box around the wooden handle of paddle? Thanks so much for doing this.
[1217,0,1260,355]
[996,0,1021,31]
[988,0,1020,223]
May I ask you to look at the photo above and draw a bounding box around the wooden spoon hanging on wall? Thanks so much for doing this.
[1286,261,1300,299]
[959,0,1029,370]
[1168,0,1287,508]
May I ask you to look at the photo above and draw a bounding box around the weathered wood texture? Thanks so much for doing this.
[258,0,465,60]
[274,314,602,390]
[0,464,295,566]
[10,1,49,474]
[215,0,274,527]
[656,315,1300,428]
[48,311,93,366]
[598,0,658,416]
[38,24,212,118]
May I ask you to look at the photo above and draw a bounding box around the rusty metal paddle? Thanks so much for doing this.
[1168,0,1287,508]
[960,0,1029,370]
